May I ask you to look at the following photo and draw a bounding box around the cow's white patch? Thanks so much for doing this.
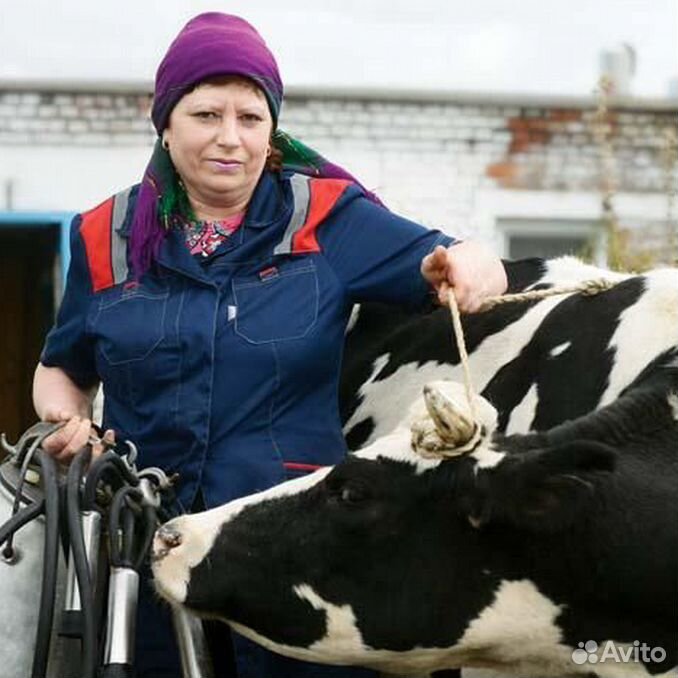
[539,256,628,289]
[457,579,567,672]
[601,269,678,407]
[455,579,665,677]
[365,353,391,389]
[355,428,442,474]
[92,384,104,427]
[293,584,369,658]
[152,506,225,605]
[344,358,452,443]
[472,443,506,470]
[549,341,571,358]
[345,304,361,334]
[152,468,332,604]
[505,383,539,436]
[668,392,678,421]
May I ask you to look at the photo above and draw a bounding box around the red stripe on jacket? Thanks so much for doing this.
[80,198,114,292]
[283,462,325,472]
[291,179,352,254]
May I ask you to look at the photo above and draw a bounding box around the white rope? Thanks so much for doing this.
[443,282,477,423]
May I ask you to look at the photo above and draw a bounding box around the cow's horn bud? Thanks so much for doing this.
[423,384,476,445]
[411,382,498,459]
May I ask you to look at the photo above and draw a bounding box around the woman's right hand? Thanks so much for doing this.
[41,410,93,463]
[33,365,105,463]
[41,410,112,463]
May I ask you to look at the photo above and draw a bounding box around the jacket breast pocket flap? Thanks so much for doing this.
[93,290,169,365]
[233,261,318,344]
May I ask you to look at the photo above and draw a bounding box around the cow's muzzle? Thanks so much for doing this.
[152,523,183,561]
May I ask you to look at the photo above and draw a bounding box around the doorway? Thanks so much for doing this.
[0,225,60,442]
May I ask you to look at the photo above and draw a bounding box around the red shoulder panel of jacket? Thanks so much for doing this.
[80,197,114,292]
[291,178,353,254]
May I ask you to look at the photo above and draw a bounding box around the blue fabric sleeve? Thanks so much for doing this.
[317,190,456,309]
[40,215,99,388]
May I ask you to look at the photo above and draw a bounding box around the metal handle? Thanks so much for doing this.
[65,510,102,612]
[172,606,215,678]
[104,567,139,666]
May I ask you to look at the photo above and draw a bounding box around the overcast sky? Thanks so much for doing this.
[2,0,677,98]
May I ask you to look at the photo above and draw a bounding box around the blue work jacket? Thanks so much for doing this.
[42,170,454,510]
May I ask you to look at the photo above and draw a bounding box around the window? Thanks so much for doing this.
[498,218,602,263]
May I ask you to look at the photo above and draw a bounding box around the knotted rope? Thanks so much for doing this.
[410,277,618,458]
[477,278,616,312]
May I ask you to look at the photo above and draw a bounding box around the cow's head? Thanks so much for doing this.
[151,382,617,674]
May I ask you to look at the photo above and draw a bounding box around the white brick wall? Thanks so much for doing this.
[0,86,676,261]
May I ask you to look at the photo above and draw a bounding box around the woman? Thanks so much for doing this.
[33,12,507,678]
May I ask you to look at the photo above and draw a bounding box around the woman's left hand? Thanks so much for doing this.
[421,241,508,313]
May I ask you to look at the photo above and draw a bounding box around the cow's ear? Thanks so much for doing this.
[482,440,617,532]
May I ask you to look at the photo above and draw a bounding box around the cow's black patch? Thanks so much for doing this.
[484,276,645,431]
[502,257,548,293]
[344,417,375,452]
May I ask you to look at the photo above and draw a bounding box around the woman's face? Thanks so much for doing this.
[163,78,273,213]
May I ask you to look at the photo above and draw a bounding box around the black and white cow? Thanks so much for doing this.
[152,372,678,677]
[151,258,678,676]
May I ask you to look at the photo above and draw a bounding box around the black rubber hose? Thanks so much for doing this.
[0,499,45,547]
[121,502,136,567]
[134,504,158,572]
[31,451,60,678]
[5,434,46,557]
[100,663,135,678]
[10,435,41,515]
[67,449,97,678]
[83,451,139,510]
[109,486,142,568]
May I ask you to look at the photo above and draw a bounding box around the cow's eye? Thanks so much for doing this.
[325,473,371,506]
[338,484,369,506]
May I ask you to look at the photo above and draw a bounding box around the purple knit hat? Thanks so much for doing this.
[152,13,283,131]
[130,12,383,278]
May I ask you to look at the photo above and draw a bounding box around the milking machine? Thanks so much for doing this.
[0,421,213,678]
[0,422,63,678]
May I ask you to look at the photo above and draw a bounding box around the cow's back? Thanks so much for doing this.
[340,257,677,449]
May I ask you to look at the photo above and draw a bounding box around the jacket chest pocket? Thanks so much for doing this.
[92,290,169,365]
[233,260,319,344]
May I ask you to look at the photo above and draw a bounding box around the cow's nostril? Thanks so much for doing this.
[157,524,183,549]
